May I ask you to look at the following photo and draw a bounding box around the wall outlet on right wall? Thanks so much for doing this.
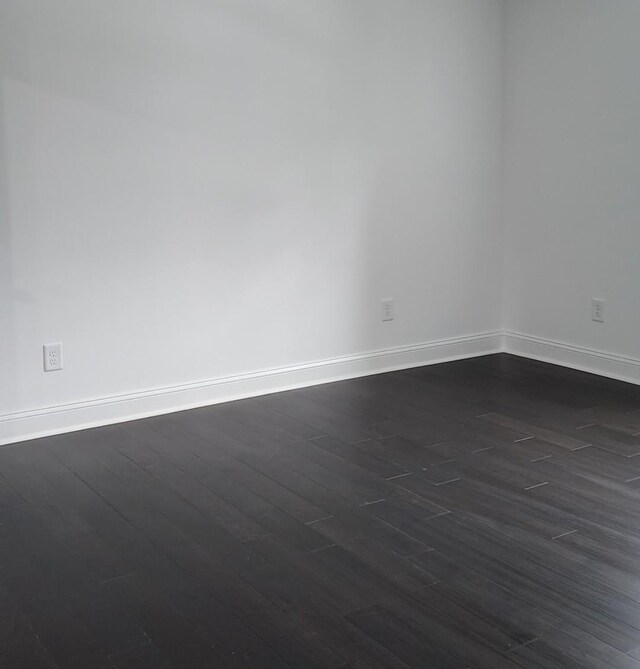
[591,298,605,323]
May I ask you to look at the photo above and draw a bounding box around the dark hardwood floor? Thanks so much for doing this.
[3,354,640,667]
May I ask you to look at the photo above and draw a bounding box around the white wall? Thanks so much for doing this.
[0,0,505,443]
[503,1,640,381]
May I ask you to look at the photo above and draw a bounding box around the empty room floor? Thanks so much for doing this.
[3,354,640,668]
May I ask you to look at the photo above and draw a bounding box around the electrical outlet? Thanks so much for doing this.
[381,298,394,322]
[592,298,605,323]
[43,343,63,371]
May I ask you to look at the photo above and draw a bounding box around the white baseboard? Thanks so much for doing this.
[0,331,503,446]
[504,331,640,386]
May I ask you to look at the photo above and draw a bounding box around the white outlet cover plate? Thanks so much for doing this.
[382,298,394,322]
[43,343,63,371]
[592,298,605,323]
[591,297,604,323]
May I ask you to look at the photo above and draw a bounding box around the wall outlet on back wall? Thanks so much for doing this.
[591,298,605,323]
[382,298,394,322]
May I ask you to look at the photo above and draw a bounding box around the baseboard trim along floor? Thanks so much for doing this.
[504,331,640,387]
[0,331,502,446]
[4,330,640,447]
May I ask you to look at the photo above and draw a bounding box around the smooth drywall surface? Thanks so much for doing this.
[504,1,640,364]
[0,0,504,434]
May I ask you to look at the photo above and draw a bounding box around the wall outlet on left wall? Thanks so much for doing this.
[43,343,63,371]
